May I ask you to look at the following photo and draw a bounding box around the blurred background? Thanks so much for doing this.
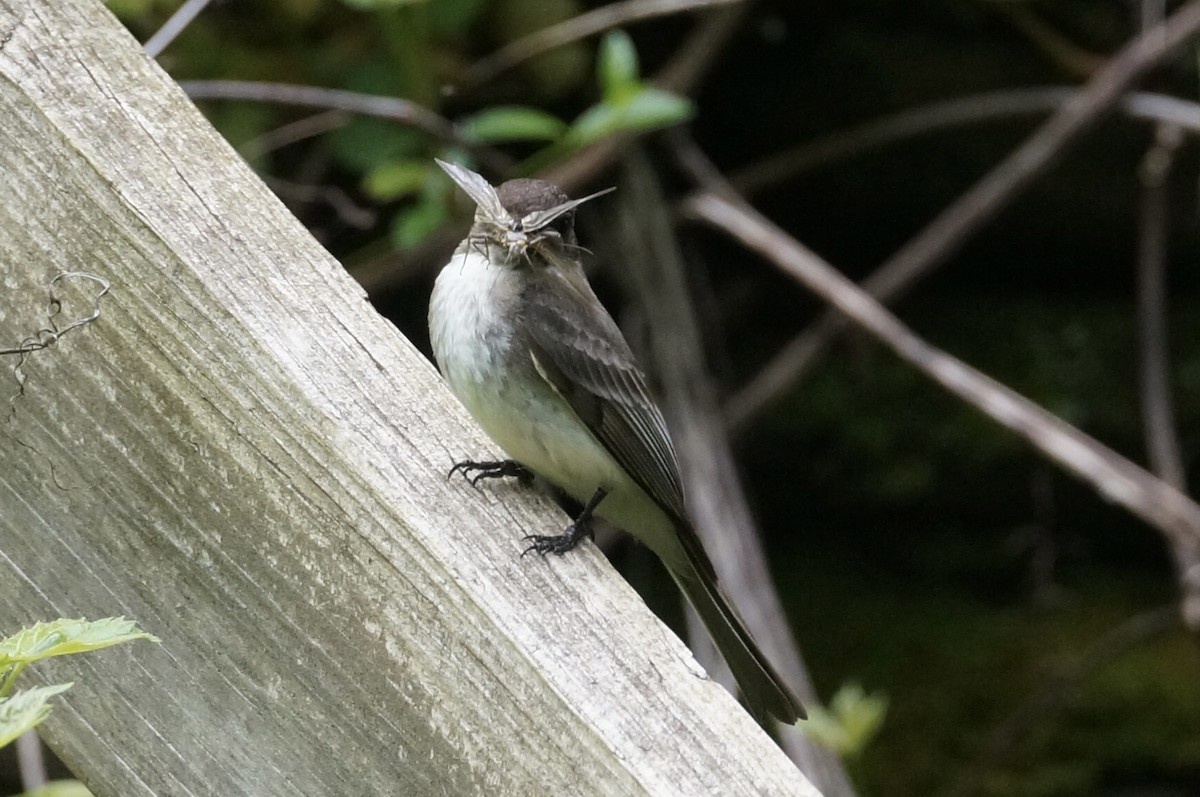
[14,1,1200,795]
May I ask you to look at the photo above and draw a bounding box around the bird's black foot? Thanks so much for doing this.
[448,459,534,487]
[521,486,608,557]
[522,518,594,557]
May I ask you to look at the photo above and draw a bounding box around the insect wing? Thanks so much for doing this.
[435,159,509,226]
[521,186,617,232]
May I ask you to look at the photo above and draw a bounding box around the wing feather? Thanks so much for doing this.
[522,264,687,524]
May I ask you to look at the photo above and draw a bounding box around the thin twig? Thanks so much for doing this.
[16,731,46,792]
[684,189,1200,550]
[722,0,1200,428]
[264,176,377,231]
[143,0,214,59]
[653,4,750,95]
[176,81,511,173]
[1133,0,1200,631]
[539,4,748,190]
[729,88,1200,198]
[178,81,456,140]
[991,2,1106,79]
[239,110,351,161]
[356,6,747,297]
[461,0,743,90]
[1138,129,1186,489]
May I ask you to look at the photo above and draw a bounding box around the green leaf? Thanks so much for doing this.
[329,117,426,175]
[327,62,428,174]
[459,107,567,144]
[598,30,639,103]
[564,104,623,148]
[800,682,888,756]
[18,779,95,797]
[564,89,693,149]
[613,88,694,132]
[0,683,73,748]
[391,198,449,249]
[363,160,430,201]
[0,618,158,669]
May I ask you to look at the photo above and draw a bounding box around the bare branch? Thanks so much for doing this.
[729,89,1200,198]
[1135,113,1200,629]
[1137,125,1187,492]
[239,110,351,161]
[720,0,1200,428]
[613,153,859,796]
[264,176,378,231]
[356,6,747,298]
[461,0,743,90]
[16,731,47,792]
[990,2,1106,79]
[142,0,213,59]
[538,4,747,191]
[684,189,1200,551]
[176,80,511,172]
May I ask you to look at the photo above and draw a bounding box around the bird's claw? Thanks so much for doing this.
[520,520,593,557]
[448,459,533,487]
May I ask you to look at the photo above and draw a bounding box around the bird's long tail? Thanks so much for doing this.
[667,545,805,723]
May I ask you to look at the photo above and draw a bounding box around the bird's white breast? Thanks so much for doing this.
[429,249,680,559]
[429,251,628,500]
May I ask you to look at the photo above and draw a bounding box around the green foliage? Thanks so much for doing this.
[363,159,432,202]
[518,30,693,175]
[110,0,691,251]
[19,782,96,797]
[0,617,158,667]
[391,195,449,249]
[598,29,640,101]
[458,107,568,144]
[0,618,157,755]
[0,683,74,749]
[802,682,889,757]
[105,0,159,17]
[426,0,488,37]
[344,26,691,247]
[565,88,692,148]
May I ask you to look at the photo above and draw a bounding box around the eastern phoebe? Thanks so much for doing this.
[428,160,803,723]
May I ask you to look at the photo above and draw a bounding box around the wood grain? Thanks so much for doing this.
[0,2,816,795]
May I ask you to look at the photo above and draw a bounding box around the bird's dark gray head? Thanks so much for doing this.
[434,160,613,263]
[496,178,578,247]
[496,178,570,216]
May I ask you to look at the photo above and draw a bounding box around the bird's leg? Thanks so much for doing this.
[522,487,608,557]
[448,459,534,487]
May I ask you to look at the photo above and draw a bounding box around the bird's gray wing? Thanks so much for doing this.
[521,263,688,527]
[524,261,801,722]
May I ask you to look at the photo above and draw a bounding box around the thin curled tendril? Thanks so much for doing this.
[3,272,111,407]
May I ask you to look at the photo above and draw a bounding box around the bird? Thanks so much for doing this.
[427,159,803,723]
